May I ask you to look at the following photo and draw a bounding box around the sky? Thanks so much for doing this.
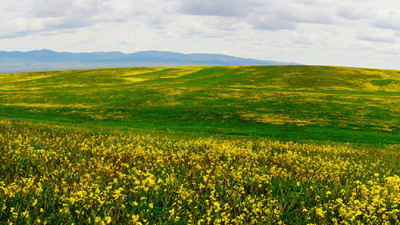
[1,0,400,69]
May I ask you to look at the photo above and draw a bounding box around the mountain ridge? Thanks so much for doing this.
[0,49,299,73]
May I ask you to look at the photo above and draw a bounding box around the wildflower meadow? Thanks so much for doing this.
[1,65,400,224]
[1,120,400,224]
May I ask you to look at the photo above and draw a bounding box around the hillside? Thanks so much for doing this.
[2,65,400,225]
[0,65,400,145]
[0,49,298,73]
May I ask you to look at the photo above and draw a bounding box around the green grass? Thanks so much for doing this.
[1,65,400,145]
[1,120,400,224]
[2,65,400,224]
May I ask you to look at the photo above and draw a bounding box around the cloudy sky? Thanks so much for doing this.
[1,0,400,69]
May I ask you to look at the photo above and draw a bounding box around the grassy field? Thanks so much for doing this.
[1,65,400,224]
[1,120,400,224]
[1,65,400,145]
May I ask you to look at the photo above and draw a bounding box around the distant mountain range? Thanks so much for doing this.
[0,49,299,73]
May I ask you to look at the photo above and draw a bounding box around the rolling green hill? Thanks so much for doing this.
[1,65,400,145]
[2,65,400,225]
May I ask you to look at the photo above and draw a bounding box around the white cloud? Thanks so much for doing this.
[249,14,297,31]
[178,0,336,30]
[336,3,374,21]
[356,29,397,43]
[372,10,400,30]
[1,0,400,69]
[291,32,316,46]
[73,36,97,45]
[0,0,172,37]
[179,0,260,17]
[376,44,400,55]
[273,2,335,25]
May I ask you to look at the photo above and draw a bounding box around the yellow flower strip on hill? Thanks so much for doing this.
[0,120,400,224]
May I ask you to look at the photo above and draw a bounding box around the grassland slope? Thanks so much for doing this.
[0,65,399,145]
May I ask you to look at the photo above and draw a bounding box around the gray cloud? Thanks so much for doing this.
[336,4,374,21]
[357,34,396,44]
[249,15,298,31]
[293,0,336,6]
[274,4,334,24]
[291,32,316,46]
[372,10,400,30]
[356,29,397,43]
[0,0,167,38]
[179,0,260,17]
[2,0,400,69]
[27,0,100,17]
[178,0,336,31]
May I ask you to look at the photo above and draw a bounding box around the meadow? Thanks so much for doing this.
[0,65,400,144]
[1,65,400,224]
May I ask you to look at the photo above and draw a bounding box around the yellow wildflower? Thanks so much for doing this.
[105,216,112,224]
